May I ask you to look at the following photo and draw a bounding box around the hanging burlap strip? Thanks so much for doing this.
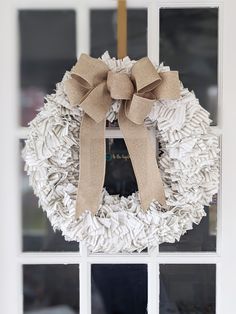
[64,53,180,218]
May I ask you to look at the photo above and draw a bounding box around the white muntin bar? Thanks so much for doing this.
[1,1,224,314]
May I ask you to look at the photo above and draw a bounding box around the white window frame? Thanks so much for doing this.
[1,0,236,313]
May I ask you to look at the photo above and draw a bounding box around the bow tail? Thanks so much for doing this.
[118,102,166,210]
[75,114,106,218]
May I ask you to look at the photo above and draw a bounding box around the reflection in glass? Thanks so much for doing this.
[104,139,137,196]
[19,10,76,126]
[21,141,79,252]
[160,195,217,252]
[23,265,79,314]
[90,9,147,59]
[160,264,216,314]
[92,264,147,314]
[160,8,218,125]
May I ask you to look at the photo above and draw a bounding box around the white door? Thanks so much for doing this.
[0,0,235,313]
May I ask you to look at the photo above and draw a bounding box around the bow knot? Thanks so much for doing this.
[107,71,134,100]
[64,53,180,218]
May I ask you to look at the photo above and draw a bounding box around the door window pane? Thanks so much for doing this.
[19,10,76,126]
[104,139,137,196]
[159,195,217,252]
[90,9,147,59]
[160,8,218,125]
[23,265,79,313]
[92,264,147,314]
[21,141,79,252]
[160,264,216,314]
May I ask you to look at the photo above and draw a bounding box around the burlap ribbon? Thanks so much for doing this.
[64,54,180,218]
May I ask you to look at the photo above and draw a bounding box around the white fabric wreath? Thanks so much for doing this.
[22,52,219,253]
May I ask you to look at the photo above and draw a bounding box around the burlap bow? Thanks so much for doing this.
[64,53,180,218]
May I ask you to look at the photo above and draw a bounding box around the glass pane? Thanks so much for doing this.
[21,141,79,252]
[160,8,218,125]
[23,265,79,313]
[92,264,147,314]
[19,10,76,126]
[160,264,216,314]
[104,139,137,196]
[159,195,217,252]
[90,9,147,59]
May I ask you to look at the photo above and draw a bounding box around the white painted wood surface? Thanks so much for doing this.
[1,1,235,313]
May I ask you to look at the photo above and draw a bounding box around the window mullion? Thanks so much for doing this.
[148,1,159,64]
[77,0,90,57]
[148,248,159,314]
[80,243,91,314]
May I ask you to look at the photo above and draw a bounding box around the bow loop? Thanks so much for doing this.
[132,57,162,93]
[80,82,111,123]
[154,71,180,100]
[125,95,154,125]
[125,58,162,125]
[64,54,111,122]
[71,53,109,88]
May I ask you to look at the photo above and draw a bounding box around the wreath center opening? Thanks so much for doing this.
[104,138,138,197]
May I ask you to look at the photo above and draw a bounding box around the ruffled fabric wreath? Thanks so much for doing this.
[22,52,219,253]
